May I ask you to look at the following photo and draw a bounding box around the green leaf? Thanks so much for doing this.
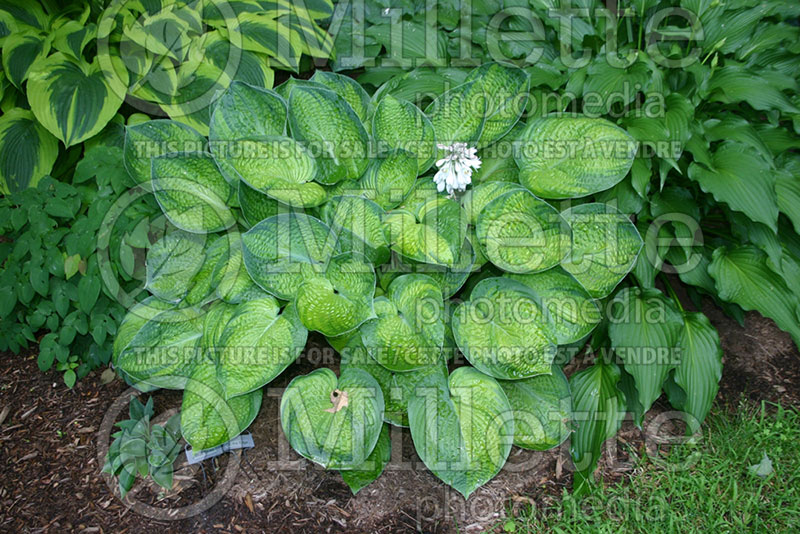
[407,366,514,499]
[288,84,370,184]
[361,274,445,372]
[0,108,59,194]
[242,212,337,300]
[476,189,571,274]
[358,149,420,210]
[123,120,206,184]
[217,297,308,398]
[27,53,128,147]
[608,287,682,420]
[77,273,101,314]
[464,62,529,147]
[310,70,370,124]
[2,30,50,88]
[569,362,626,495]
[709,245,800,346]
[507,267,602,345]
[152,152,235,233]
[687,143,778,232]
[452,277,556,380]
[425,80,486,145]
[340,423,391,494]
[706,65,799,114]
[515,116,637,199]
[145,231,206,303]
[112,297,175,368]
[320,195,389,265]
[461,181,526,226]
[560,203,643,298]
[372,95,436,173]
[672,312,722,431]
[499,365,571,451]
[209,81,287,144]
[237,179,281,227]
[181,362,262,451]
[280,367,384,469]
[582,59,652,116]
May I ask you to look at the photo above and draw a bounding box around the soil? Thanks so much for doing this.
[2,306,799,534]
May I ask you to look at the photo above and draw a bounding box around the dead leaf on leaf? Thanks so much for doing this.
[324,389,349,413]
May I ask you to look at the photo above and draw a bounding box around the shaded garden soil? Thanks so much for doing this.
[1,307,799,534]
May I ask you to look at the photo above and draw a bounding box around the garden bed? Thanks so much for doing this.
[2,304,798,534]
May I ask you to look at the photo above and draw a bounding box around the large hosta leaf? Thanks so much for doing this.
[238,179,280,227]
[27,53,127,147]
[145,231,206,303]
[452,277,557,380]
[507,267,602,344]
[123,119,206,184]
[499,365,571,451]
[217,136,326,207]
[372,94,436,173]
[425,80,486,145]
[209,81,287,143]
[476,189,571,274]
[461,181,526,226]
[408,366,514,499]
[210,232,268,304]
[360,274,445,372]
[358,149,420,210]
[152,152,235,233]
[464,62,529,147]
[2,30,50,88]
[390,237,477,299]
[181,363,262,451]
[281,368,384,469]
[116,307,204,390]
[288,85,369,184]
[217,297,308,398]
[569,362,626,495]
[709,245,800,345]
[295,253,376,337]
[112,297,175,368]
[320,195,389,265]
[560,203,643,298]
[242,212,337,299]
[0,108,58,194]
[608,287,682,420]
[384,196,467,267]
[340,423,391,494]
[310,70,370,124]
[515,116,637,199]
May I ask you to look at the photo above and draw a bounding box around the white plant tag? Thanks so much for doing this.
[185,433,255,464]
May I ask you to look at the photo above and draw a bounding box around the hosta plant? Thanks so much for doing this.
[111,60,725,499]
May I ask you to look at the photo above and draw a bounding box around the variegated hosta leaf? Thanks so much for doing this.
[339,333,449,427]
[145,231,206,303]
[425,80,486,145]
[217,297,308,398]
[273,77,327,100]
[123,119,206,184]
[217,136,326,207]
[560,203,643,298]
[200,300,237,359]
[515,116,637,199]
[203,35,274,89]
[27,53,128,147]
[288,84,370,184]
[152,152,235,233]
[358,149,419,210]
[361,274,445,372]
[159,62,230,136]
[295,253,376,337]
[506,267,602,345]
[372,94,436,173]
[384,237,477,299]
[340,423,391,494]
[499,365,572,451]
[464,62,530,147]
[461,181,527,226]
[310,70,370,124]
[231,12,303,70]
[210,232,268,304]
[112,297,175,368]
[452,277,557,380]
[280,368,384,469]
[185,234,231,306]
[2,30,50,88]
[383,196,468,267]
[238,179,281,227]
[242,212,338,299]
[209,81,287,144]
[476,189,571,274]
[0,108,58,194]
[407,366,514,499]
[320,195,389,265]
[116,307,205,390]
[181,362,262,451]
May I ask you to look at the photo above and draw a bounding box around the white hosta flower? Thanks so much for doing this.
[433,142,481,196]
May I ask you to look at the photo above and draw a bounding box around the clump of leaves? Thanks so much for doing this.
[102,396,182,498]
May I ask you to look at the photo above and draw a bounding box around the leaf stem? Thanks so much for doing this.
[660,274,685,313]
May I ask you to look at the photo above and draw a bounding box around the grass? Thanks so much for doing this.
[499,401,800,534]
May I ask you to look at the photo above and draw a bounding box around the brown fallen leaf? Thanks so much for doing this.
[244,493,254,514]
[323,389,349,413]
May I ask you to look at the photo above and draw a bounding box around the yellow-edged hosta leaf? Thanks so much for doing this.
[0,108,58,194]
